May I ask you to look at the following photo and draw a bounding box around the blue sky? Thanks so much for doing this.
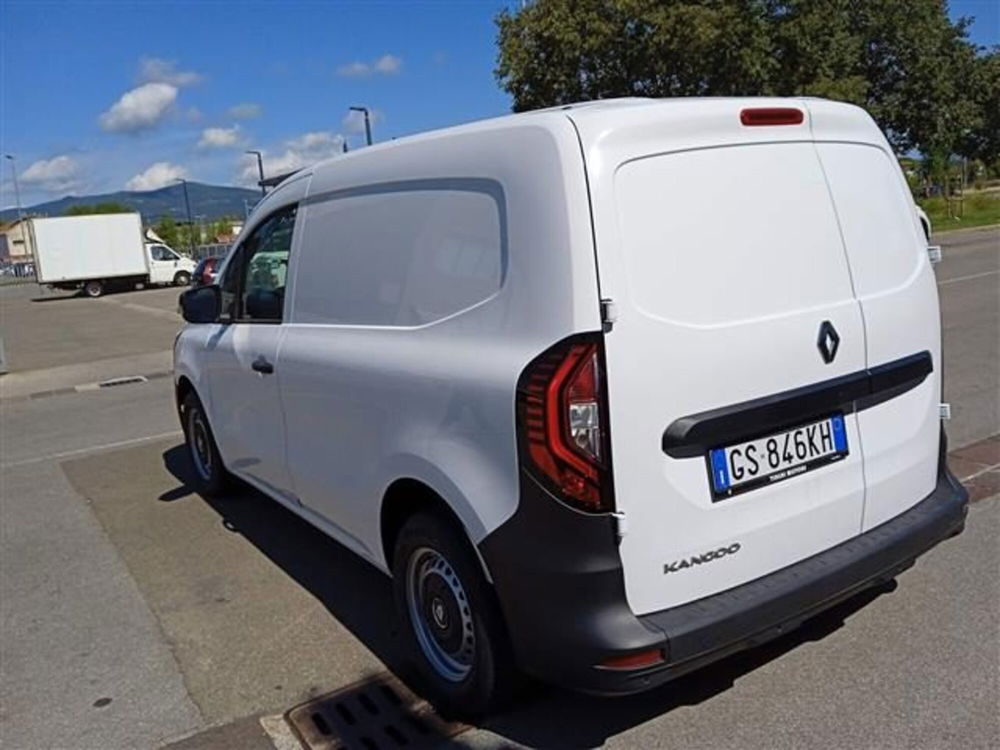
[1,0,997,209]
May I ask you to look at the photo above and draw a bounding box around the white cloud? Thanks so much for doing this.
[336,53,402,77]
[228,102,262,120]
[237,131,345,184]
[139,56,203,87]
[372,54,402,74]
[198,125,243,149]
[336,61,370,77]
[20,155,82,193]
[100,82,178,133]
[125,161,187,191]
[342,108,383,135]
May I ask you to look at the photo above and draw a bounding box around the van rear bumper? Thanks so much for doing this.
[479,444,968,696]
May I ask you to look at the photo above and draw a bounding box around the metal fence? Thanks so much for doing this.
[188,243,233,262]
[0,261,37,286]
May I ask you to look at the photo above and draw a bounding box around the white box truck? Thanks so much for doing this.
[30,213,197,297]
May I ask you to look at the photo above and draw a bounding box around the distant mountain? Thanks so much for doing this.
[1,182,262,224]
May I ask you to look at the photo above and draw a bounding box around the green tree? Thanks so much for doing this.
[153,216,179,248]
[496,0,774,110]
[65,202,132,216]
[495,0,986,160]
[961,49,1000,167]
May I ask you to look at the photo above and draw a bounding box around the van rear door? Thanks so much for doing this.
[570,101,868,616]
[810,115,941,531]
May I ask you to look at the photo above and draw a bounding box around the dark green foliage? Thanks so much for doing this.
[496,0,997,161]
[153,216,179,248]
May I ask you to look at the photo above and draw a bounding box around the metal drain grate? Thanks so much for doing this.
[285,673,468,750]
[97,375,148,388]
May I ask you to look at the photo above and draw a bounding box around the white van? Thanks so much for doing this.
[174,98,968,715]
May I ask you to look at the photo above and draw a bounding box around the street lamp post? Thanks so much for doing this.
[4,155,24,221]
[173,178,196,256]
[349,106,373,146]
[246,150,265,197]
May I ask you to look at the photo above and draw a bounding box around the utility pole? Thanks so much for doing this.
[173,178,196,256]
[246,150,265,196]
[349,106,373,146]
[4,154,24,221]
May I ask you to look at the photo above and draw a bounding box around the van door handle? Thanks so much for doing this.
[251,356,274,375]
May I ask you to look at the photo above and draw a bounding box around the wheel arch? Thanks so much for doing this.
[380,477,494,582]
[175,374,196,415]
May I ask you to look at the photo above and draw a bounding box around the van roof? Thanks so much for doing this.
[300,96,884,184]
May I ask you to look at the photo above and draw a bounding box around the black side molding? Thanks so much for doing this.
[662,351,932,458]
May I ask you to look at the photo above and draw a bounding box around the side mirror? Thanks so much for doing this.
[180,285,221,324]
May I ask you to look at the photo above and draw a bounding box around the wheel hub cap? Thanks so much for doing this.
[405,547,475,683]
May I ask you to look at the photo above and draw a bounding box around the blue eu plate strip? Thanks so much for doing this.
[831,414,847,452]
[710,448,730,491]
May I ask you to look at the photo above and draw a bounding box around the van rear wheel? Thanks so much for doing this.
[82,280,104,298]
[392,512,517,718]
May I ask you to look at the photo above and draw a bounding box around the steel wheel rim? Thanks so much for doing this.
[188,409,212,481]
[406,546,475,683]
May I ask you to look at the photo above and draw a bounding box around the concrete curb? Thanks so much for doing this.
[0,350,173,400]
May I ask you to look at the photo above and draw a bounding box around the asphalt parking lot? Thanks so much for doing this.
[1,227,997,749]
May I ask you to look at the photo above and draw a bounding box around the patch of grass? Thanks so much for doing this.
[918,191,1000,232]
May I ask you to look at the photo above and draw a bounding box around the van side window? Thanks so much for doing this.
[294,187,503,326]
[237,205,297,323]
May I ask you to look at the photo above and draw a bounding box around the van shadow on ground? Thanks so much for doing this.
[161,445,894,749]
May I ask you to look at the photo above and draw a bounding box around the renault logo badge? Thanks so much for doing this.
[817,321,840,364]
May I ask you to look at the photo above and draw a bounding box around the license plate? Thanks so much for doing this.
[708,414,848,500]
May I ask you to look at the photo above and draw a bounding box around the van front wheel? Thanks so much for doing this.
[181,392,230,496]
[392,513,517,718]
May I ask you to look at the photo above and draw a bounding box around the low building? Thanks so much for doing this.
[0,218,34,262]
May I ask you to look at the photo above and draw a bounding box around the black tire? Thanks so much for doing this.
[392,512,518,718]
[174,271,192,286]
[181,392,230,496]
[82,280,104,298]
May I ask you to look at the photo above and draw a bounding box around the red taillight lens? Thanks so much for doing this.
[599,649,665,671]
[739,107,804,126]
[517,334,614,513]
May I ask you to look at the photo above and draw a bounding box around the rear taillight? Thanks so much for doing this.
[739,107,804,126]
[516,334,614,513]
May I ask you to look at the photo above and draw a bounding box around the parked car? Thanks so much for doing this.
[174,98,968,717]
[191,256,223,287]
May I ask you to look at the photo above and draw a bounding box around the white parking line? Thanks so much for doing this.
[938,269,1000,286]
[1,430,183,469]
